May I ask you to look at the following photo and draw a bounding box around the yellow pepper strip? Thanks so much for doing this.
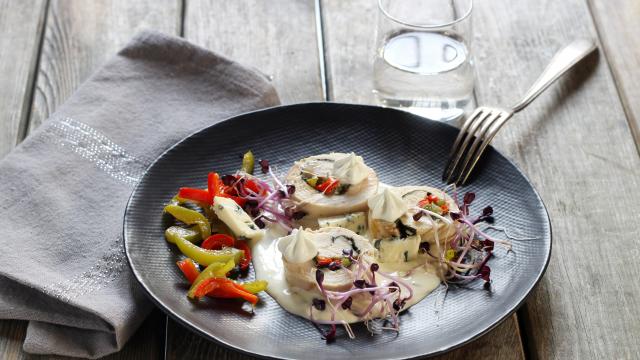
[237,280,268,294]
[187,259,235,299]
[174,234,243,266]
[164,204,211,239]
[165,226,201,244]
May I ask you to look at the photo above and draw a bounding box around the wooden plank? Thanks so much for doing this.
[587,0,640,151]
[320,0,524,359]
[165,0,323,358]
[0,310,165,360]
[0,1,180,359]
[182,0,323,104]
[320,0,376,104]
[436,315,524,360]
[0,0,47,357]
[470,1,640,359]
[0,0,47,159]
[26,0,181,133]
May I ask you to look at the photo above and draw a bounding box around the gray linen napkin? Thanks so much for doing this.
[0,30,279,358]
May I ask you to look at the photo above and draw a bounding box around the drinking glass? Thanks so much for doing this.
[373,0,474,121]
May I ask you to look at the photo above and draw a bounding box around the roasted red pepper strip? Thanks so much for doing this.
[207,172,221,203]
[244,180,266,196]
[192,277,221,298]
[202,234,235,250]
[218,193,247,207]
[176,258,201,283]
[178,188,211,205]
[235,241,252,272]
[230,281,250,292]
[222,185,237,196]
[316,256,332,267]
[326,180,340,194]
[244,180,259,193]
[211,281,258,304]
[316,178,340,194]
[192,277,258,304]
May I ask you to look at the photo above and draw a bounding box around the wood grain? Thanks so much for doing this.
[183,0,323,104]
[26,0,181,134]
[0,0,47,357]
[0,0,180,359]
[0,0,47,159]
[165,0,323,358]
[436,315,524,360]
[471,0,640,359]
[320,0,377,104]
[587,0,640,152]
[320,0,523,358]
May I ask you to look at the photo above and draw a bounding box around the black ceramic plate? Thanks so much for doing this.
[124,103,551,359]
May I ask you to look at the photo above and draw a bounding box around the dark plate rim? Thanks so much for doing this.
[123,102,552,359]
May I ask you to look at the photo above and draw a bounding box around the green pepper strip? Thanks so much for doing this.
[165,226,202,244]
[169,196,215,221]
[241,150,255,174]
[164,204,211,239]
[187,259,235,299]
[173,234,244,266]
[239,280,268,294]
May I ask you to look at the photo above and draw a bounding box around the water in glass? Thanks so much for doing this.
[374,29,473,120]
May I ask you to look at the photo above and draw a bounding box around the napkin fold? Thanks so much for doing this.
[0,31,279,358]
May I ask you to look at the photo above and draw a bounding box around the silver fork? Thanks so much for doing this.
[442,39,597,185]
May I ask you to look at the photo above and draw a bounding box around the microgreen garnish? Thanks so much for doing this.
[421,188,510,290]
[259,159,270,173]
[341,296,353,310]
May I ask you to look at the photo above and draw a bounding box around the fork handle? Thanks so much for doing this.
[511,39,597,113]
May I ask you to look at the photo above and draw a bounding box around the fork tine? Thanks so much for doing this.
[459,112,513,185]
[452,110,504,185]
[442,108,490,183]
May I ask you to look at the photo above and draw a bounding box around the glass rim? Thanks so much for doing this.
[377,0,473,29]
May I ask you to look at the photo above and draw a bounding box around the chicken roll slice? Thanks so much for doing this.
[397,186,459,244]
[285,153,379,217]
[278,227,376,292]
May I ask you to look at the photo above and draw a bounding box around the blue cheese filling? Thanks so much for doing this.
[373,235,421,263]
[317,212,367,235]
[213,196,263,241]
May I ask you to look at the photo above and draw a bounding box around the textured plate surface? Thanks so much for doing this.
[124,103,551,359]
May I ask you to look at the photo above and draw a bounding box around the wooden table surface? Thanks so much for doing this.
[1,1,638,359]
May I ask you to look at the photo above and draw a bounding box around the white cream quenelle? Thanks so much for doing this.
[277,227,318,263]
[332,152,369,185]
[368,187,409,239]
[368,187,407,222]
